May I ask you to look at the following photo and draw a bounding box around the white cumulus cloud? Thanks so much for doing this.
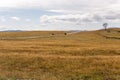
[0,0,120,30]
[11,17,20,21]
[0,16,6,22]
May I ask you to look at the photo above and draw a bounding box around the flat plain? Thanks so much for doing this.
[0,28,120,80]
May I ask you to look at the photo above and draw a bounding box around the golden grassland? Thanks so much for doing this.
[0,28,120,80]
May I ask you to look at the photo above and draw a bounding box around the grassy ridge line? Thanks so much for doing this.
[96,28,120,40]
[0,35,68,40]
[0,31,74,40]
[0,35,52,40]
[0,31,65,38]
[97,32,120,40]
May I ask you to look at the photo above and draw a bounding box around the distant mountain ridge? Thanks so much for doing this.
[0,30,23,32]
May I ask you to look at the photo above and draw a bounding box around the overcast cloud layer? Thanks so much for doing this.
[0,0,120,30]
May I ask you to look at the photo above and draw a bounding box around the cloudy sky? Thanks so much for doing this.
[0,0,120,31]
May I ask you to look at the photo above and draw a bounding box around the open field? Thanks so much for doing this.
[0,28,120,80]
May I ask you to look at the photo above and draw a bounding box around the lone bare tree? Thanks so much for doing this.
[103,23,108,31]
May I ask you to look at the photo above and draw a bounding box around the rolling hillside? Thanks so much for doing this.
[0,28,119,80]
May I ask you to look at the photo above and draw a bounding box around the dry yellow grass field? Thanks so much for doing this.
[0,28,120,80]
